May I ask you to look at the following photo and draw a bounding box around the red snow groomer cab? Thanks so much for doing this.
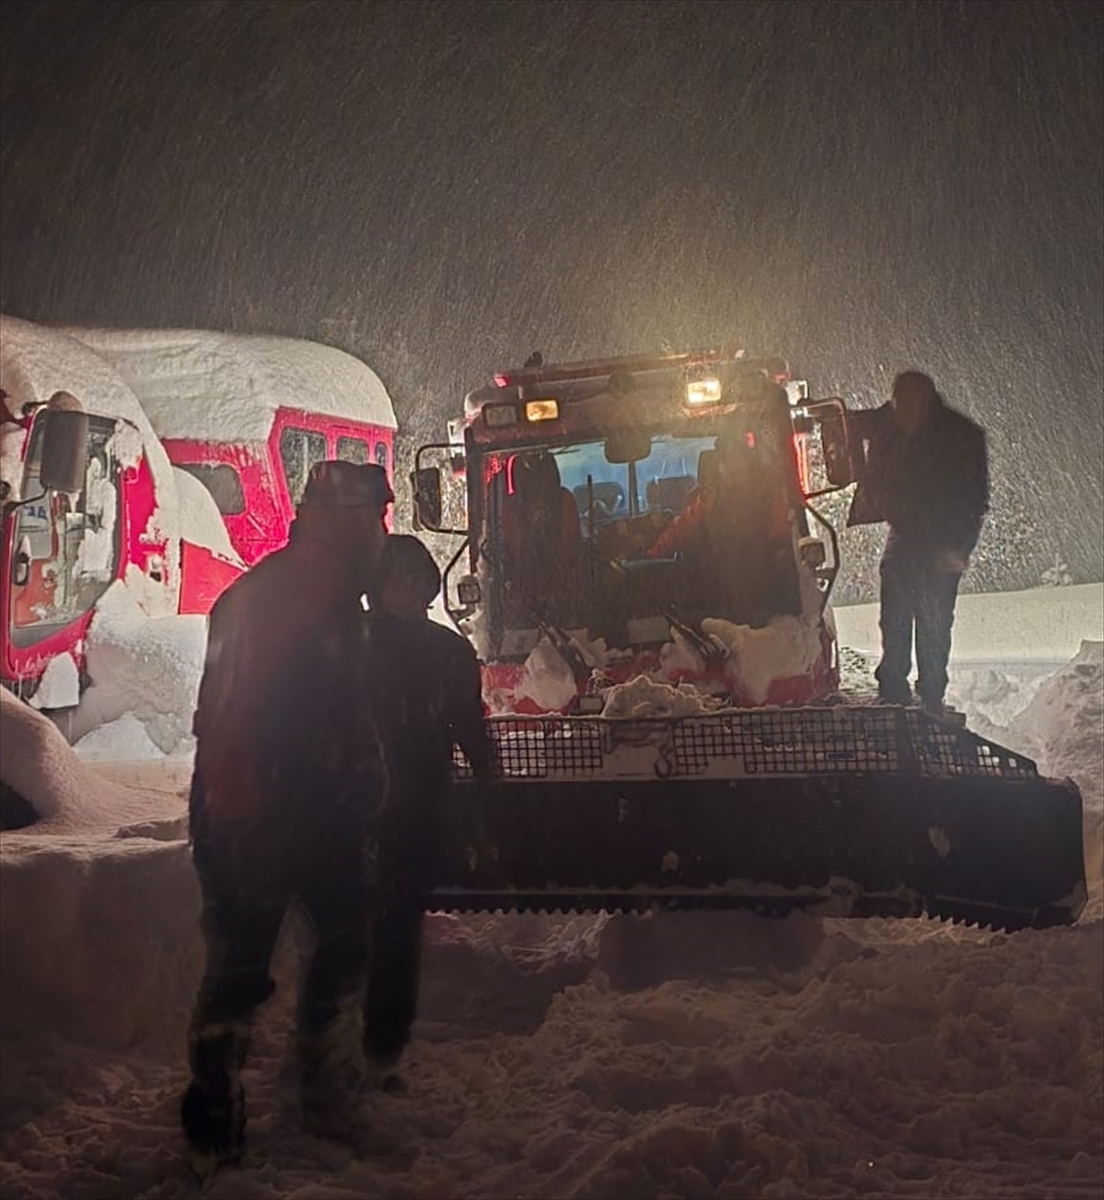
[0,316,243,706]
[412,348,1086,932]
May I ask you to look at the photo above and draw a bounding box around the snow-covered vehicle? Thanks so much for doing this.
[63,326,398,567]
[0,316,397,707]
[0,316,243,707]
[412,348,1087,931]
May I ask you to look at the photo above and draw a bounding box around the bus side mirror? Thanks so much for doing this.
[38,409,90,494]
[411,466,444,531]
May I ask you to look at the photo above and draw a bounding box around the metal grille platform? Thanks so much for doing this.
[452,706,1040,782]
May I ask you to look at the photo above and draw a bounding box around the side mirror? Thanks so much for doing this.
[796,403,868,492]
[411,466,443,531]
[819,413,860,487]
[38,409,90,494]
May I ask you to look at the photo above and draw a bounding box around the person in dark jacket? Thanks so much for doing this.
[361,535,495,1090]
[182,460,394,1169]
[847,371,989,712]
[646,428,796,624]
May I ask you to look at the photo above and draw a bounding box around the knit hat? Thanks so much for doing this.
[299,461,394,510]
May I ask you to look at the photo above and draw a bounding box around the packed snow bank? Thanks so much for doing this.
[1009,641,1104,800]
[0,688,184,835]
[0,686,192,1051]
[1007,641,1104,922]
[0,836,200,1052]
[834,581,1104,663]
[0,633,1101,1199]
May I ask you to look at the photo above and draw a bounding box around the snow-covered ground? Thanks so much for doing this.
[1,586,1101,1200]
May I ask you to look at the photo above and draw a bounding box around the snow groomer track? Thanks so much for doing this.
[439,706,1087,931]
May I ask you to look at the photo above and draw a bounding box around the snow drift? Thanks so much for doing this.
[0,588,1100,1200]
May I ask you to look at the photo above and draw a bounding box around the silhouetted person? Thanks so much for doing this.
[647,430,793,624]
[182,461,393,1169]
[848,370,989,713]
[361,535,494,1090]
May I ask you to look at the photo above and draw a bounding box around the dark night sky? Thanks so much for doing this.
[1,0,1101,595]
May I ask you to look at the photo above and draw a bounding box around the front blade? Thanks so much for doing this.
[432,709,1087,931]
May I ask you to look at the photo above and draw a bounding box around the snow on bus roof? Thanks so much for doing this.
[60,326,398,443]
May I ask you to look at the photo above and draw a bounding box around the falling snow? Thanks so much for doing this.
[1,0,1101,595]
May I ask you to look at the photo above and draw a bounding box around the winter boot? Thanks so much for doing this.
[298,1000,367,1141]
[180,1080,245,1177]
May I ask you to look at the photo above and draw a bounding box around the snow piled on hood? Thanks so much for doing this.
[703,614,823,705]
[601,675,719,718]
[514,636,580,712]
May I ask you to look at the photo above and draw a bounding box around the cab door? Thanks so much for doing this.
[1,414,123,702]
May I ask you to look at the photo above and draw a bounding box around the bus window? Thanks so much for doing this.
[279,427,327,505]
[177,463,245,514]
[336,436,370,465]
[374,442,389,471]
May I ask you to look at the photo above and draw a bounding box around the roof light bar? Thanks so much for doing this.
[686,376,723,406]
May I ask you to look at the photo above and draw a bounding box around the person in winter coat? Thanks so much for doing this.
[360,535,495,1090]
[645,428,796,625]
[847,370,989,713]
[182,460,394,1168]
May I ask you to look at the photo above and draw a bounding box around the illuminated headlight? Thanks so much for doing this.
[686,377,723,405]
[484,402,519,428]
[524,398,559,422]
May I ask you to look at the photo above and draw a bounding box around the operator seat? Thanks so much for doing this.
[500,450,582,621]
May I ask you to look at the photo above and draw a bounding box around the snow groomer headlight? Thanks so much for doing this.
[686,375,723,406]
[524,398,559,422]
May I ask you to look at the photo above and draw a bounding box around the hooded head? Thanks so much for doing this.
[369,533,442,618]
[294,460,394,586]
[299,460,394,511]
[891,371,941,436]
